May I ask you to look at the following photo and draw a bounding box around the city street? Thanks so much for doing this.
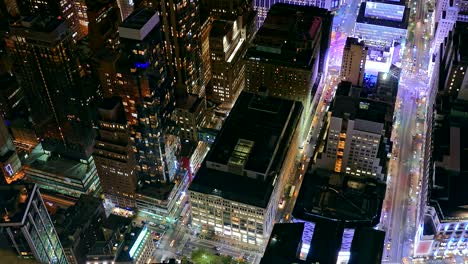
[381,0,434,262]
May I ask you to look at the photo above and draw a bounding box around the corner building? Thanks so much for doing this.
[189,91,303,248]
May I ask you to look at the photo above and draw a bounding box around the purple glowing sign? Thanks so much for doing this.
[135,61,150,69]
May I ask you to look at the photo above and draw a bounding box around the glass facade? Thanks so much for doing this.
[1,185,68,264]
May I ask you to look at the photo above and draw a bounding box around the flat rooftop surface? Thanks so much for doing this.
[356,2,409,29]
[293,169,386,227]
[120,8,157,30]
[190,92,302,208]
[331,95,389,124]
[208,92,299,173]
[210,20,233,37]
[261,223,304,263]
[137,181,175,201]
[245,4,324,69]
[175,94,204,113]
[23,144,92,181]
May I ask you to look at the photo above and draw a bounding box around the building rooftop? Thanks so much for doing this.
[53,195,103,247]
[331,96,388,125]
[260,223,305,264]
[175,94,204,113]
[102,213,133,231]
[0,183,37,225]
[356,2,409,29]
[119,8,159,41]
[210,20,233,38]
[10,16,69,44]
[97,97,127,124]
[293,168,386,227]
[85,0,116,11]
[367,0,406,5]
[23,144,93,181]
[120,9,158,30]
[189,92,302,208]
[245,4,324,69]
[137,181,175,201]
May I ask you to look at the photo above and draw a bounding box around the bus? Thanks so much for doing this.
[289,185,296,198]
[179,203,190,224]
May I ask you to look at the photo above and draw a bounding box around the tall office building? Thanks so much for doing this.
[93,98,137,209]
[0,74,25,120]
[144,0,203,96]
[74,0,89,37]
[116,9,177,182]
[245,4,332,142]
[341,37,368,87]
[5,17,99,160]
[200,16,213,89]
[0,184,68,264]
[209,19,247,107]
[86,0,122,54]
[433,0,459,52]
[441,22,468,97]
[414,78,468,259]
[201,0,254,19]
[189,91,303,249]
[173,94,206,143]
[254,0,345,28]
[11,0,82,41]
[459,0,468,21]
[315,83,393,180]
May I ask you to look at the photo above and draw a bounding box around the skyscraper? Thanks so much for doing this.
[245,4,332,142]
[93,98,137,209]
[145,0,204,96]
[209,19,247,107]
[0,183,68,264]
[433,0,459,52]
[5,17,99,160]
[86,0,122,54]
[340,37,368,87]
[116,8,177,182]
[12,0,83,41]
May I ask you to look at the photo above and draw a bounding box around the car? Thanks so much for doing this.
[213,246,221,251]
[278,198,285,209]
[170,240,176,247]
